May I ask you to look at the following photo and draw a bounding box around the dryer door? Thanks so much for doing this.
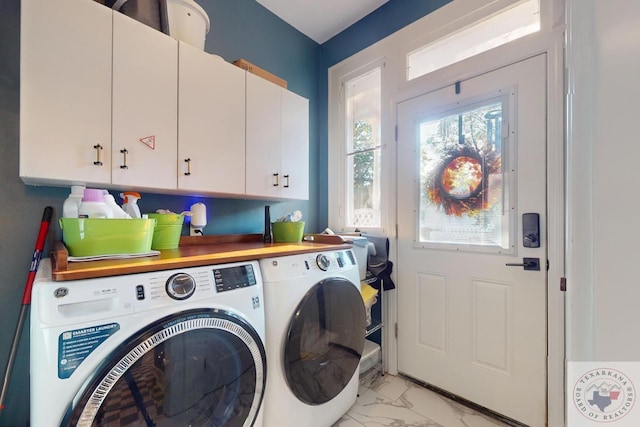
[64,309,266,427]
[283,277,366,405]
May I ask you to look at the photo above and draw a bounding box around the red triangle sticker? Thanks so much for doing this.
[139,135,156,150]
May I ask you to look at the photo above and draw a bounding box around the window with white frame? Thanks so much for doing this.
[343,67,382,230]
[329,0,549,235]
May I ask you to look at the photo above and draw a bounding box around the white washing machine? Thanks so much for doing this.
[259,250,366,427]
[30,258,267,427]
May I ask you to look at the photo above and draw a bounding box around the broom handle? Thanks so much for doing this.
[0,206,53,411]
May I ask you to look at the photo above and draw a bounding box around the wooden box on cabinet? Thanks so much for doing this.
[233,59,288,88]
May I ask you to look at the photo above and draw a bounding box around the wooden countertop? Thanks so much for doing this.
[51,234,351,281]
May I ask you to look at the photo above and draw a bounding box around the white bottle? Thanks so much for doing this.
[62,185,85,218]
[78,188,113,218]
[103,190,131,219]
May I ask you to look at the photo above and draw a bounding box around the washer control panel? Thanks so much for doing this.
[33,259,264,324]
[129,262,260,305]
[212,264,258,292]
[166,273,197,300]
[139,268,212,303]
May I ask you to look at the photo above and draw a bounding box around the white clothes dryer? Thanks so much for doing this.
[30,258,267,427]
[259,250,365,427]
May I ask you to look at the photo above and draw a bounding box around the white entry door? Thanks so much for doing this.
[396,54,547,426]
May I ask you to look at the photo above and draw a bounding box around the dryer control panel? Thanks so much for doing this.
[259,250,359,283]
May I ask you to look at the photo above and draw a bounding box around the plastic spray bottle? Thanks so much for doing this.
[120,191,142,219]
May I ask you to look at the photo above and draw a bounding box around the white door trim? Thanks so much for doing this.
[384,30,566,427]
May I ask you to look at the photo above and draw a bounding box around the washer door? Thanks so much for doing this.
[284,277,366,405]
[64,309,266,427]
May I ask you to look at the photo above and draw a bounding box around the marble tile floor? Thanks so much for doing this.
[333,374,513,427]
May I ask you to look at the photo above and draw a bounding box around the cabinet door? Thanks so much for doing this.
[20,0,112,186]
[245,73,282,198]
[281,90,309,200]
[178,43,246,195]
[111,13,178,190]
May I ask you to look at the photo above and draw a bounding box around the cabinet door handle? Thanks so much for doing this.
[273,173,280,187]
[120,148,128,169]
[93,144,103,166]
[184,158,192,176]
[283,174,290,188]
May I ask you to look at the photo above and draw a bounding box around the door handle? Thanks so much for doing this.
[505,257,540,271]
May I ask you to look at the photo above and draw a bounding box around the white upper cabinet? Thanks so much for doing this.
[246,73,309,200]
[20,0,309,200]
[177,43,246,195]
[246,73,283,199]
[20,0,113,186]
[281,89,310,200]
[111,12,178,190]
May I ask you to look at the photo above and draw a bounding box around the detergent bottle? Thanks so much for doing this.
[120,191,142,219]
[103,190,131,219]
[62,185,85,218]
[78,188,113,218]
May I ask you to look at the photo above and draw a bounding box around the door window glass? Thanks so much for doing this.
[67,309,266,427]
[418,96,514,251]
[284,278,365,405]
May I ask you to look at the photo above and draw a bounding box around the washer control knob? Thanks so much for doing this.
[166,273,196,300]
[316,254,331,271]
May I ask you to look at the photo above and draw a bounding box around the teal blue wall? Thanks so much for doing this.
[0,0,447,424]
